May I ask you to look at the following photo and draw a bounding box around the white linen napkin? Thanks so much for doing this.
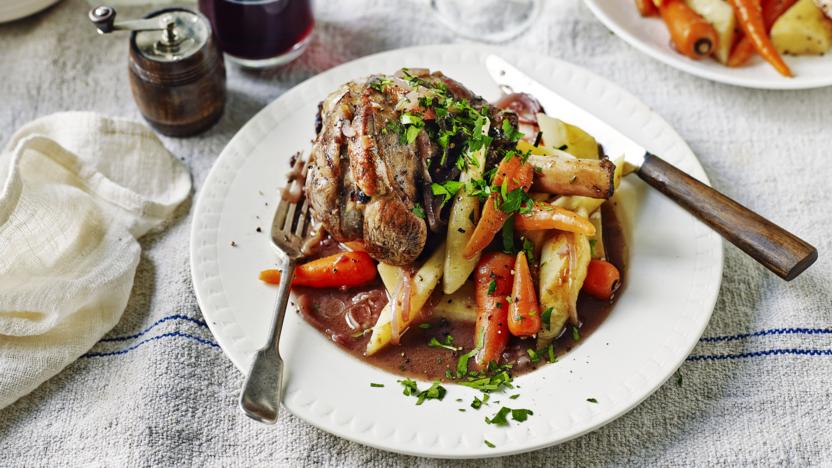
[0,112,191,409]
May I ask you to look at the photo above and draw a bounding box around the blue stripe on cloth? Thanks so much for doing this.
[100,314,209,343]
[699,327,832,343]
[83,331,219,358]
[687,348,832,362]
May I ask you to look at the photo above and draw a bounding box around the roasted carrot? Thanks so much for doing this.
[515,203,596,235]
[728,0,793,76]
[582,259,621,301]
[463,155,534,259]
[636,0,659,16]
[473,252,515,369]
[508,251,542,337]
[259,251,377,288]
[727,0,797,67]
[659,0,719,59]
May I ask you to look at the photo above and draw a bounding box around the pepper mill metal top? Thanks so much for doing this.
[88,5,226,137]
[89,5,209,63]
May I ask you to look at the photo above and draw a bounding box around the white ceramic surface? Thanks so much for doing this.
[0,0,61,23]
[584,0,832,90]
[190,44,723,458]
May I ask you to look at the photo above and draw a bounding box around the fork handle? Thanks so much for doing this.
[239,258,296,424]
[638,153,817,281]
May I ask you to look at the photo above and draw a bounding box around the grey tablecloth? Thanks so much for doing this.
[2,0,831,465]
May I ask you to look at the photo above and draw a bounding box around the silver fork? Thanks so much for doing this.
[239,188,311,424]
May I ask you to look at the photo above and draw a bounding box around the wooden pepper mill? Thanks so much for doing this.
[89,5,226,137]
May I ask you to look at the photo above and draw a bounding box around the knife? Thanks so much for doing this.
[485,54,817,281]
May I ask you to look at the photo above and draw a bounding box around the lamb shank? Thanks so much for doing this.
[304,69,517,266]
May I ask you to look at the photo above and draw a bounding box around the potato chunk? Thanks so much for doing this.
[772,0,832,55]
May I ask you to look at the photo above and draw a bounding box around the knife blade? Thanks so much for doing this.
[485,54,817,281]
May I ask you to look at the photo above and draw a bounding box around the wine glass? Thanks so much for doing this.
[430,0,542,43]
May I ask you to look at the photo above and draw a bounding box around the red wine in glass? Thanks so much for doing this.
[198,0,314,68]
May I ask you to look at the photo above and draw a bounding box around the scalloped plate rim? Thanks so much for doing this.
[190,44,724,458]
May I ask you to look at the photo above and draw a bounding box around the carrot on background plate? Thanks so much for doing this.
[658,0,719,60]
[259,251,377,288]
[636,0,659,16]
[727,0,798,67]
[473,252,515,369]
[728,0,793,76]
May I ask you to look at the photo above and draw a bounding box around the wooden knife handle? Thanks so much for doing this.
[637,153,817,281]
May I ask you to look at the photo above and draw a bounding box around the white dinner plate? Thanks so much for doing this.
[190,44,723,458]
[584,0,832,90]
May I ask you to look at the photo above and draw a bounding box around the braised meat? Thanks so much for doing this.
[305,69,516,266]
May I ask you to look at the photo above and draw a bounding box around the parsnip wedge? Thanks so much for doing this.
[552,157,623,215]
[443,119,490,294]
[366,243,446,356]
[536,113,599,159]
[537,230,591,349]
[432,281,477,323]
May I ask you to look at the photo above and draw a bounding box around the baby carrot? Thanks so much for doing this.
[508,251,542,337]
[728,0,793,76]
[473,252,515,369]
[727,0,797,68]
[636,0,659,16]
[658,0,719,60]
[582,260,621,301]
[259,251,377,288]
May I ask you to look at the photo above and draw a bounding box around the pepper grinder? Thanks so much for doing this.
[89,5,226,137]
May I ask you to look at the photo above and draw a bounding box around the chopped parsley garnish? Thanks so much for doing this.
[499,188,530,214]
[400,112,424,145]
[418,323,432,329]
[458,364,514,392]
[485,406,511,426]
[369,76,393,92]
[399,378,418,396]
[547,344,556,363]
[415,381,447,405]
[587,398,598,404]
[484,440,496,448]
[471,395,484,410]
[501,118,524,142]
[412,203,426,219]
[571,325,581,342]
[487,279,497,296]
[511,408,534,422]
[428,335,460,352]
[522,238,535,264]
[456,348,478,377]
[398,379,447,405]
[526,348,540,364]
[431,180,464,205]
[541,307,553,331]
[370,383,384,388]
[501,215,516,253]
[509,394,520,400]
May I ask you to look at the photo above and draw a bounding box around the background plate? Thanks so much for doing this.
[584,0,832,90]
[190,44,723,458]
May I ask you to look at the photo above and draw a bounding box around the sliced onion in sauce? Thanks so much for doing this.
[389,272,413,346]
